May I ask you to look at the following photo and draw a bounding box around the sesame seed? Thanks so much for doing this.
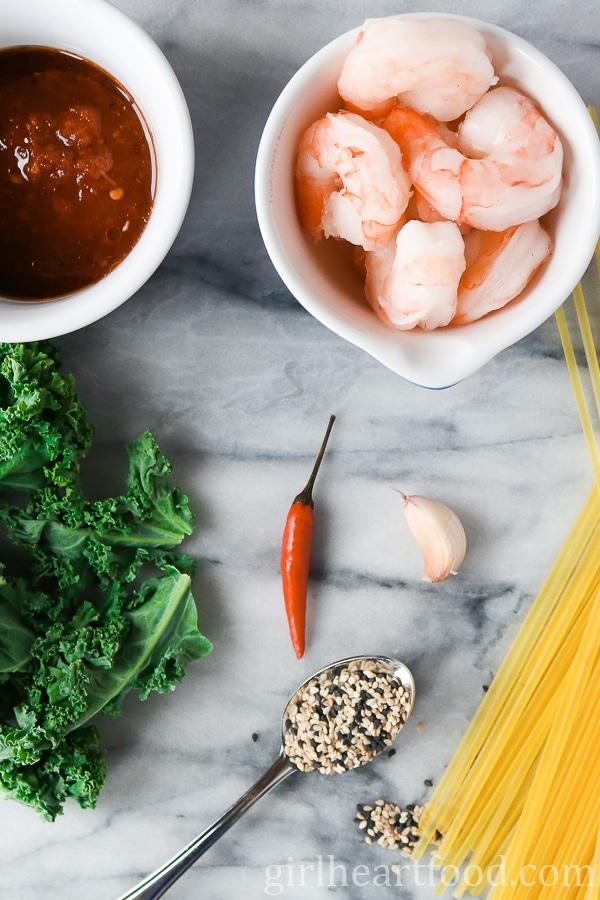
[282,659,412,775]
[355,800,429,857]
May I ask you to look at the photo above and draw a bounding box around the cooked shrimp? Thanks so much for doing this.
[337,17,497,121]
[454,220,551,324]
[364,219,466,330]
[295,111,411,251]
[384,87,563,232]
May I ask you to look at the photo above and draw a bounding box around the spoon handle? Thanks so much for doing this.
[117,753,296,900]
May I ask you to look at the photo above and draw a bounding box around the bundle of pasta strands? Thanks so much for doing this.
[413,235,600,899]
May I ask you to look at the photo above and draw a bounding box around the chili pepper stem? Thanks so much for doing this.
[294,414,336,507]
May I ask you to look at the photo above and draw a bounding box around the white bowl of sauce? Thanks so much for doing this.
[0,0,194,341]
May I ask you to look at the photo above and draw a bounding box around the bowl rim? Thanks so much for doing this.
[0,0,195,343]
[255,12,600,388]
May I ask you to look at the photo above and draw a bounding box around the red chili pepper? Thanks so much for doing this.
[281,414,336,659]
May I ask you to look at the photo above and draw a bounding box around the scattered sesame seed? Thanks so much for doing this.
[355,800,425,856]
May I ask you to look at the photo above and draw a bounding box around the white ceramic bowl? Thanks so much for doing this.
[0,0,194,342]
[255,13,600,388]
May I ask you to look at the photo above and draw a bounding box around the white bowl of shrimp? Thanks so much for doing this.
[255,13,600,389]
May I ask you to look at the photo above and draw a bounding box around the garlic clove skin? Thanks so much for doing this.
[396,492,467,583]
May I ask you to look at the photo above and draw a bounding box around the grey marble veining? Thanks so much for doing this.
[0,1,599,898]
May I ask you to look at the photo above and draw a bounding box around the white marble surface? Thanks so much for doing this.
[1,1,600,898]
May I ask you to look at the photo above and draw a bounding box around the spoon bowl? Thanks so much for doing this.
[117,654,415,900]
[282,655,415,774]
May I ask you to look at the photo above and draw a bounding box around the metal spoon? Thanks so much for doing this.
[116,654,416,900]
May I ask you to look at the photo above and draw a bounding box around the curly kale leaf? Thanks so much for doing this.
[2,432,196,587]
[0,726,106,821]
[0,576,36,674]
[0,342,93,492]
[0,342,212,820]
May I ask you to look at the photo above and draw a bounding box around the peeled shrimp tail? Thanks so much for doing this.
[337,16,497,121]
[365,219,466,330]
[384,107,465,221]
[295,111,411,251]
[383,88,563,232]
[454,220,552,324]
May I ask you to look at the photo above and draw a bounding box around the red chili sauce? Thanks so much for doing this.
[0,47,155,301]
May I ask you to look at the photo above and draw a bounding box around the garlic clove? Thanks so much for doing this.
[395,491,467,583]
